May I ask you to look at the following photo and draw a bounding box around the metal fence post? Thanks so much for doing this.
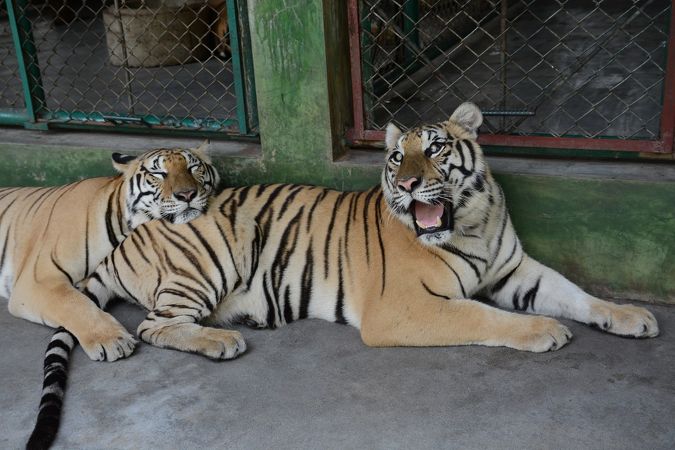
[360,1,374,129]
[227,0,248,135]
[236,0,258,133]
[5,0,47,128]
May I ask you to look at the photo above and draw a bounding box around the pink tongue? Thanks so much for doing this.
[414,201,444,227]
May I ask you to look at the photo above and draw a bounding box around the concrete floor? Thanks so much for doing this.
[1,300,674,450]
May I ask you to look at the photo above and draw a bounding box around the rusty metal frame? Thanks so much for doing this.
[346,0,675,154]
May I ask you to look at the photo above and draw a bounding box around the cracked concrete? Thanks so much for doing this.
[1,300,674,450]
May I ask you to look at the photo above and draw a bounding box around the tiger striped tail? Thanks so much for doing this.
[26,328,77,450]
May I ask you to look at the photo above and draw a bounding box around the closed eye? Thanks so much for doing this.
[149,171,167,178]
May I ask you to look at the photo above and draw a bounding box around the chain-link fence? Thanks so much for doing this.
[0,3,24,112]
[0,0,255,135]
[350,0,673,150]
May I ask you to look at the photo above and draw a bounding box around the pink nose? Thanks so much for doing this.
[397,177,420,192]
[175,188,197,202]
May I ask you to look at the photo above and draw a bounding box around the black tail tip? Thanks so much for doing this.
[26,424,58,450]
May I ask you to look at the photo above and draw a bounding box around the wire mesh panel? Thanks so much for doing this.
[0,3,25,111]
[1,0,254,134]
[352,0,673,147]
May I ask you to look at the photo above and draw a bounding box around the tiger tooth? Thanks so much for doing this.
[415,217,443,230]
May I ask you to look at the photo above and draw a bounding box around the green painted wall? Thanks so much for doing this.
[1,142,673,304]
[0,0,673,304]
[498,175,675,304]
[235,0,376,189]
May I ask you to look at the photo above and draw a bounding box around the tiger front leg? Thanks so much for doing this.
[488,254,658,338]
[137,293,246,360]
[138,313,246,360]
[9,280,136,362]
[360,295,572,353]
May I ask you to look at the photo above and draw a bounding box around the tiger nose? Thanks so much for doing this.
[397,177,420,193]
[175,188,197,202]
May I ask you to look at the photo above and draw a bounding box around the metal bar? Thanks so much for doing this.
[0,109,32,126]
[48,121,260,141]
[658,2,675,154]
[6,0,46,123]
[346,128,668,153]
[359,3,374,126]
[44,110,238,131]
[236,0,258,132]
[347,0,366,140]
[483,110,534,116]
[101,115,146,125]
[227,0,248,135]
[477,134,669,153]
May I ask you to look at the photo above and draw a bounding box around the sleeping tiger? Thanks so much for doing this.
[77,102,658,361]
[3,144,218,450]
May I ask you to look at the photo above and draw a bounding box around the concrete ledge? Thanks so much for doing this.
[338,149,675,182]
[0,128,262,158]
[0,129,264,187]
[6,130,674,183]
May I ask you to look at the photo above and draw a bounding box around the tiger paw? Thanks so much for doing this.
[589,302,659,338]
[80,327,137,362]
[512,317,573,353]
[198,329,247,360]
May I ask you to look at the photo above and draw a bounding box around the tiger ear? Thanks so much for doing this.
[449,102,483,138]
[111,153,137,173]
[190,140,212,163]
[385,122,402,150]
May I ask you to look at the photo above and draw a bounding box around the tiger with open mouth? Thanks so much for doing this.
[79,102,658,359]
[35,102,658,448]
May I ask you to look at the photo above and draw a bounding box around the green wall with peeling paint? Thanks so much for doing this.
[0,0,673,303]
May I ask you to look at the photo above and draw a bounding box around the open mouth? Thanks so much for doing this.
[411,200,453,236]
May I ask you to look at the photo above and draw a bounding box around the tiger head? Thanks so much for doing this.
[112,142,220,229]
[382,102,486,246]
